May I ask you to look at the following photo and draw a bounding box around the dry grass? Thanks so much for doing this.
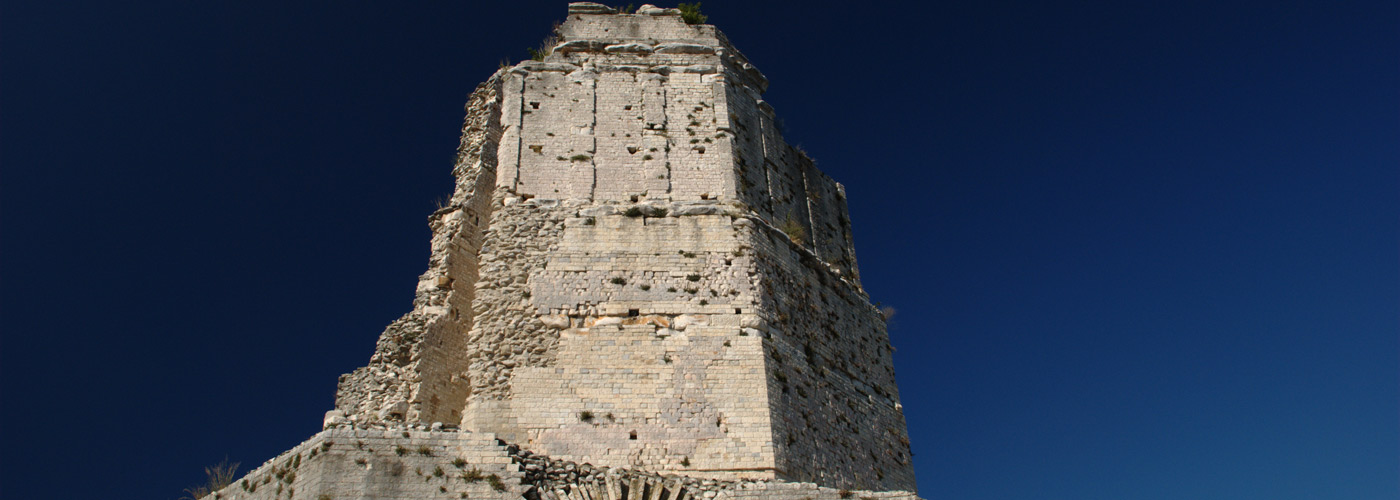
[180,458,239,500]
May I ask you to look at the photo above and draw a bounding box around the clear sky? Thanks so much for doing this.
[2,1,1396,499]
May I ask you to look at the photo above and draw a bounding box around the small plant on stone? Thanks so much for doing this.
[355,457,368,465]
[487,474,508,492]
[653,208,668,217]
[624,206,644,217]
[643,154,653,160]
[686,274,701,282]
[580,410,595,423]
[527,33,557,61]
[570,154,591,162]
[639,284,651,291]
[433,466,445,477]
[685,288,698,294]
[680,456,691,467]
[452,457,468,468]
[781,215,807,244]
[611,277,627,285]
[418,445,433,456]
[667,287,678,292]
[584,217,596,225]
[680,251,696,258]
[395,445,408,456]
[462,468,485,482]
[839,490,853,499]
[699,299,708,305]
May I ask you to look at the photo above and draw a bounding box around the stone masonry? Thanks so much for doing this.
[207,4,918,499]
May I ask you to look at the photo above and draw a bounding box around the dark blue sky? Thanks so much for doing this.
[2,1,1396,499]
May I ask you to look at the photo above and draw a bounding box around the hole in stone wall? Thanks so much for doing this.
[628,309,639,317]
[624,105,633,110]
[735,308,742,314]
[700,194,709,200]
[529,102,540,109]
[629,431,637,440]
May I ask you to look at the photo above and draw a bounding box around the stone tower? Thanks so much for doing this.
[202,5,917,499]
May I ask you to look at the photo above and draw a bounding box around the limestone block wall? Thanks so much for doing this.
[723,79,859,281]
[747,221,915,491]
[329,4,914,493]
[499,35,735,203]
[463,204,777,478]
[200,423,920,500]
[204,427,524,500]
[336,74,505,426]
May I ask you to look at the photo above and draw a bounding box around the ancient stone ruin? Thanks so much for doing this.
[203,4,919,499]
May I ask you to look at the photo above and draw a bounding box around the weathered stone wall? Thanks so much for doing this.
[328,3,914,494]
[335,73,505,426]
[498,12,735,203]
[746,220,915,491]
[482,209,775,477]
[203,424,918,500]
[204,426,524,500]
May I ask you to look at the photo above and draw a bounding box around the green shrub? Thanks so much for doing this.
[678,3,707,24]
